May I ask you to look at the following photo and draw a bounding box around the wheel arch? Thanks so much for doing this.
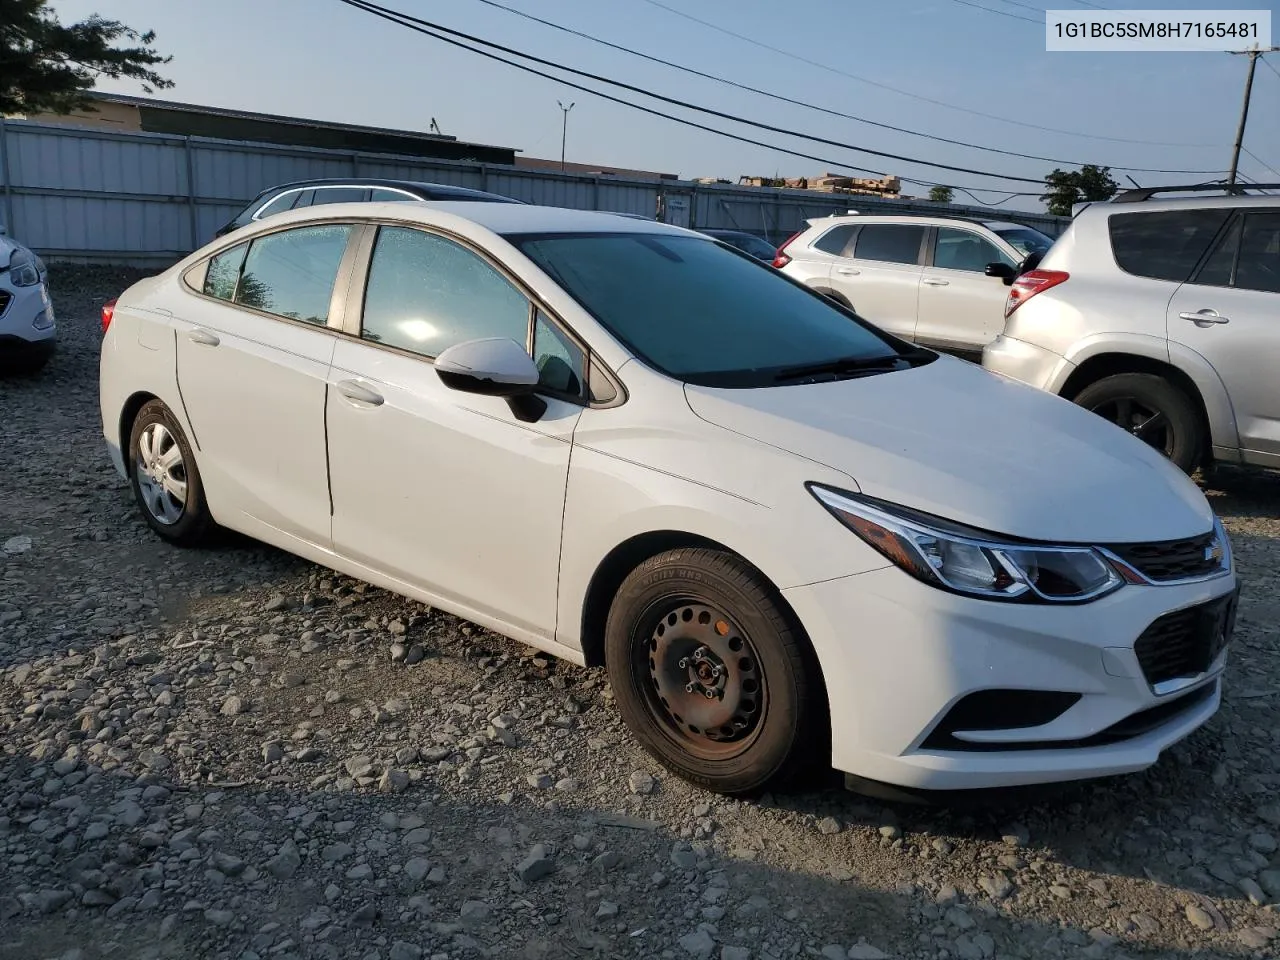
[118,391,160,476]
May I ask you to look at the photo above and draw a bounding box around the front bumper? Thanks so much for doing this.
[982,334,1072,394]
[783,564,1237,791]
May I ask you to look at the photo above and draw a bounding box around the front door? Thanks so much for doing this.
[172,223,355,544]
[1169,209,1280,465]
[325,225,586,639]
[916,226,1018,353]
[828,222,925,341]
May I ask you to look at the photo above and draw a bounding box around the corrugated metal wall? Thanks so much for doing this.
[0,120,1068,265]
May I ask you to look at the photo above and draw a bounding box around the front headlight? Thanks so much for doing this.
[809,485,1123,603]
[6,249,42,287]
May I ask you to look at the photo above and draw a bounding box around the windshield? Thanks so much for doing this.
[994,226,1054,258]
[726,235,780,260]
[510,232,920,388]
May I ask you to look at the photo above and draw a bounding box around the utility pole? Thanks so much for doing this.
[557,101,575,173]
[1227,45,1280,187]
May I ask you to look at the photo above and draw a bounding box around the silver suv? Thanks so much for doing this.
[775,214,1054,354]
[983,185,1280,474]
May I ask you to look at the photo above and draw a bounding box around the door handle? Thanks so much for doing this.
[335,379,385,406]
[835,267,860,276]
[187,328,220,346]
[1179,309,1230,326]
[922,278,950,287]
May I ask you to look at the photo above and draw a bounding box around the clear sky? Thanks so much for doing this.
[49,0,1280,212]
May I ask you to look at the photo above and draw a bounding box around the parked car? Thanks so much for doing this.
[0,234,55,373]
[101,199,1237,797]
[214,177,521,238]
[775,214,1055,354]
[984,184,1280,474]
[699,228,778,262]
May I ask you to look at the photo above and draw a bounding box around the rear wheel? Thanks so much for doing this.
[604,548,824,796]
[1072,372,1204,473]
[128,399,213,545]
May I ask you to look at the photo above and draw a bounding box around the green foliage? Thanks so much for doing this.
[1041,165,1119,217]
[0,0,172,115]
[928,186,954,203]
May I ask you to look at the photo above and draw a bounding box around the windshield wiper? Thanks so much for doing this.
[773,350,929,384]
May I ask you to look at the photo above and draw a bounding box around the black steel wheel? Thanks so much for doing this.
[605,548,824,796]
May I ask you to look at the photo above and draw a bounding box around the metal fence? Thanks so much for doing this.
[0,120,1069,266]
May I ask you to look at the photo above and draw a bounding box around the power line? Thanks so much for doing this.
[334,0,1045,202]
[339,0,1049,186]
[989,0,1049,13]
[1262,54,1280,82]
[1243,147,1280,181]
[462,0,1223,176]
[632,0,1213,147]
[948,0,1041,24]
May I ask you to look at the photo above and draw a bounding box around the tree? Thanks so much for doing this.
[0,0,172,116]
[1041,164,1119,217]
[928,186,954,203]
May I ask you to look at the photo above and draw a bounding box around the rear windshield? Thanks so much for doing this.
[993,227,1054,258]
[1107,209,1232,282]
[509,232,910,388]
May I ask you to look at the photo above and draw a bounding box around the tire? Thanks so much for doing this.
[604,548,825,796]
[127,399,213,545]
[1071,372,1204,474]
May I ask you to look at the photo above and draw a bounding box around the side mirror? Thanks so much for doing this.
[984,262,1016,285]
[434,337,546,422]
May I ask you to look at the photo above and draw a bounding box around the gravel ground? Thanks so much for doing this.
[3,267,1280,960]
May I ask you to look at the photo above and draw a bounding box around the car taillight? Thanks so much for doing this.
[772,230,804,268]
[1004,269,1069,319]
[101,298,117,334]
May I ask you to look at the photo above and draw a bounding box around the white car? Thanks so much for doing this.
[0,234,55,373]
[100,201,1238,797]
[775,214,1054,355]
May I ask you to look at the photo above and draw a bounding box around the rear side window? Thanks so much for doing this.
[254,191,304,220]
[1108,210,1230,282]
[310,187,368,207]
[369,188,420,203]
[236,224,353,324]
[203,242,248,301]
[854,224,925,265]
[812,225,856,255]
[1235,211,1280,294]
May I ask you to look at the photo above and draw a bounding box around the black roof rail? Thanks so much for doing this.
[1111,183,1280,203]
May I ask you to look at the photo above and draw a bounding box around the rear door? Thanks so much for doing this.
[915,226,1018,353]
[785,222,857,292]
[1170,208,1280,465]
[172,222,358,544]
[828,223,925,340]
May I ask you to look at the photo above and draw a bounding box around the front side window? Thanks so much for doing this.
[236,224,353,324]
[204,242,248,301]
[533,310,586,398]
[1108,209,1231,282]
[934,228,1014,272]
[1235,211,1280,294]
[361,226,529,357]
[512,232,913,388]
[812,225,856,256]
[853,224,925,265]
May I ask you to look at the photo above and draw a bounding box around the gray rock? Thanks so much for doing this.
[220,696,245,716]
[205,908,234,926]
[527,773,553,790]
[515,843,555,882]
[596,900,619,919]
[1240,877,1268,905]
[679,928,717,957]
[404,644,426,665]
[404,858,431,882]
[322,843,354,862]
[262,742,284,763]
[932,838,954,855]
[816,817,841,835]
[402,828,432,846]
[35,889,73,914]
[721,949,750,960]
[212,851,245,876]
[379,769,410,794]
[820,947,847,960]
[420,746,451,763]
[388,942,422,960]
[266,841,301,879]
[460,900,491,924]
[346,863,373,880]
[1260,869,1280,898]
[945,907,976,930]
[978,874,1013,900]
[264,594,290,611]
[345,756,374,778]
[390,643,408,663]
[629,771,656,795]
[1185,904,1215,931]
[1238,927,1277,949]
[848,946,890,960]
[878,825,900,840]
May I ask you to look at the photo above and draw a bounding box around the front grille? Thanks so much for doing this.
[1108,531,1221,582]
[1134,591,1238,687]
[0,290,11,316]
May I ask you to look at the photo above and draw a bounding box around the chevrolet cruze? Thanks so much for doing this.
[99,202,1239,796]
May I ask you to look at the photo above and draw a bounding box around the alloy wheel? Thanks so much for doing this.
[134,422,188,525]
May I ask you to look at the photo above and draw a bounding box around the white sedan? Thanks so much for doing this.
[100,201,1238,797]
[0,235,55,373]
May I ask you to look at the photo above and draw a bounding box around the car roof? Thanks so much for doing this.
[245,200,703,238]
[1080,194,1280,217]
[257,177,519,203]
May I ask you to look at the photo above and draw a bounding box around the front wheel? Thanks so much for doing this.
[1072,373,1204,474]
[128,399,213,545]
[604,548,825,796]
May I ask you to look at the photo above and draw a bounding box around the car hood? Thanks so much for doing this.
[683,355,1214,544]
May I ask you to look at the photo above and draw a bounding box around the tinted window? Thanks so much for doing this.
[1108,210,1231,282]
[934,227,1014,272]
[361,226,529,357]
[255,191,304,220]
[1193,216,1241,288]
[854,224,924,265]
[203,242,248,301]
[1235,212,1280,294]
[369,188,420,203]
[309,187,368,208]
[513,233,910,388]
[533,310,586,399]
[993,226,1053,258]
[812,225,856,255]
[236,224,353,324]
